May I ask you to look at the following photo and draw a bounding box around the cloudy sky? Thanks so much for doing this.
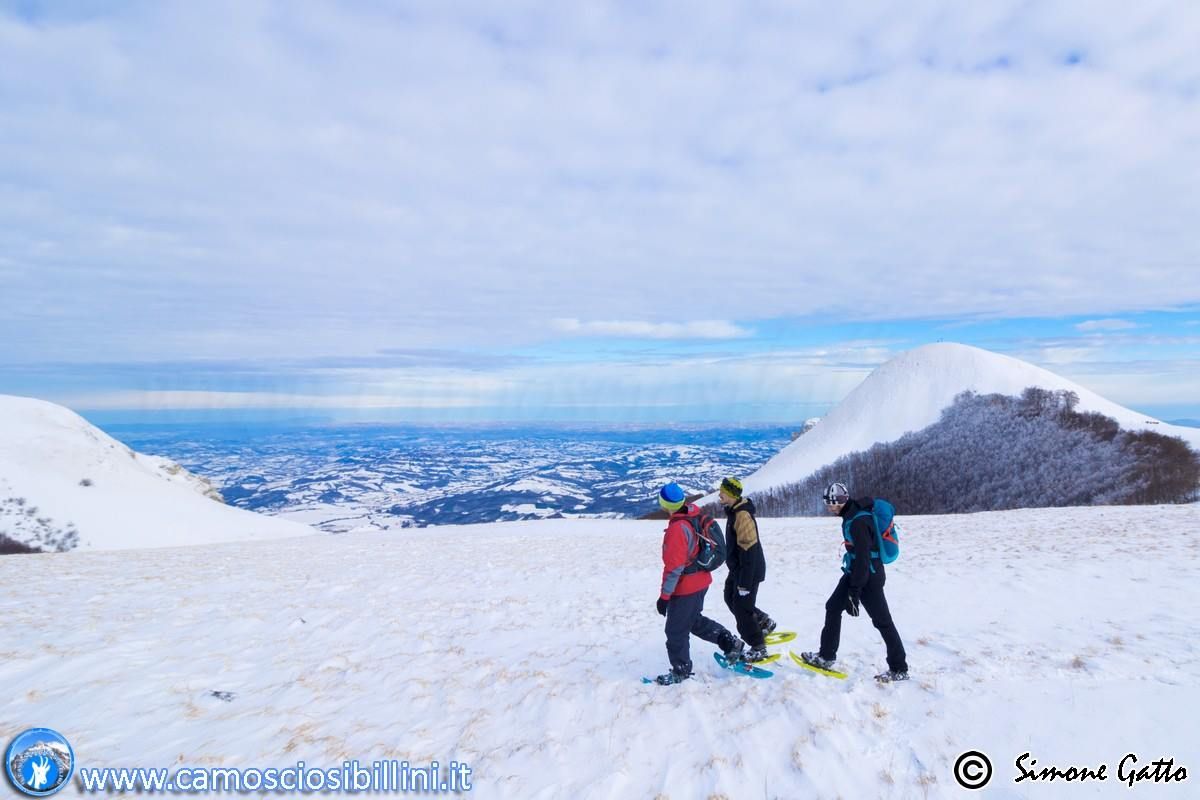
[2,1,1198,423]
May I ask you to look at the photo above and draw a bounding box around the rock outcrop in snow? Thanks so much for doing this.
[790,417,821,440]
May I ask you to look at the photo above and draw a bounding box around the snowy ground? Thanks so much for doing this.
[2,504,1198,798]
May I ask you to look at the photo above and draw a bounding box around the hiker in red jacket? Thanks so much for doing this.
[654,482,744,685]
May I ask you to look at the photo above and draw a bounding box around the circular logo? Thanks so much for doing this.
[953,750,993,790]
[5,729,75,797]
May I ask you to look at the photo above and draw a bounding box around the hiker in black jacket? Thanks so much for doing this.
[801,482,909,682]
[719,477,775,663]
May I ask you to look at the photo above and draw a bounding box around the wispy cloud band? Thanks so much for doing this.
[1075,319,1138,332]
[551,318,752,340]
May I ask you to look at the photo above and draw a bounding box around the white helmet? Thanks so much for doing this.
[822,482,850,505]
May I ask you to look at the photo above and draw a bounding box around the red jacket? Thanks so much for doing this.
[660,504,712,599]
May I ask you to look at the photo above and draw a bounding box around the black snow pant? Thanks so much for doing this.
[724,575,766,648]
[665,587,733,670]
[818,571,908,673]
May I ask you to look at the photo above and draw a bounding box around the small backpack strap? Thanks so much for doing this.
[847,510,881,560]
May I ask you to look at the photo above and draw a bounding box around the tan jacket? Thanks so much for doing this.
[724,497,766,584]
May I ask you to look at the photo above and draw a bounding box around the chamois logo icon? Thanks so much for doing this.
[5,728,75,797]
[28,757,51,790]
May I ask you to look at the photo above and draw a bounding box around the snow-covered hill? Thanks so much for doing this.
[721,343,1200,501]
[0,394,313,550]
[1,506,1196,798]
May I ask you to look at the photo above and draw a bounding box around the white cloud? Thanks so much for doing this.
[62,388,497,411]
[1033,346,1105,365]
[42,336,1200,420]
[1054,363,1200,406]
[49,343,894,416]
[1074,319,1138,332]
[2,2,1199,367]
[552,318,751,339]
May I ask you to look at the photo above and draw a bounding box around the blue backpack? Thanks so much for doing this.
[841,498,900,572]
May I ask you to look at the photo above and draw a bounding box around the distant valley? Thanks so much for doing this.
[102,423,795,531]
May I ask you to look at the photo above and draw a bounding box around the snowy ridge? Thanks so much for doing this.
[0,394,313,550]
[721,343,1200,501]
[1,506,1196,798]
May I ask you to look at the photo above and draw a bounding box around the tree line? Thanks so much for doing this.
[752,387,1200,516]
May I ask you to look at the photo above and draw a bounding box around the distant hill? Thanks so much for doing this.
[0,395,314,552]
[754,387,1200,515]
[702,343,1200,513]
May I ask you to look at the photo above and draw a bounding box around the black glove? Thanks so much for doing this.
[656,597,668,616]
[846,589,861,617]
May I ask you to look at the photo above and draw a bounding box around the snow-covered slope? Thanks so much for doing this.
[2,507,1196,798]
[726,342,1200,499]
[0,394,313,550]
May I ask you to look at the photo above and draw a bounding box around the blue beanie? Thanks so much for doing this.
[659,482,686,513]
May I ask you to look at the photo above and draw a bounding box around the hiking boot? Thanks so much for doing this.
[654,662,693,685]
[743,645,769,663]
[800,651,837,671]
[875,669,909,683]
[756,613,777,637]
[718,633,746,663]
